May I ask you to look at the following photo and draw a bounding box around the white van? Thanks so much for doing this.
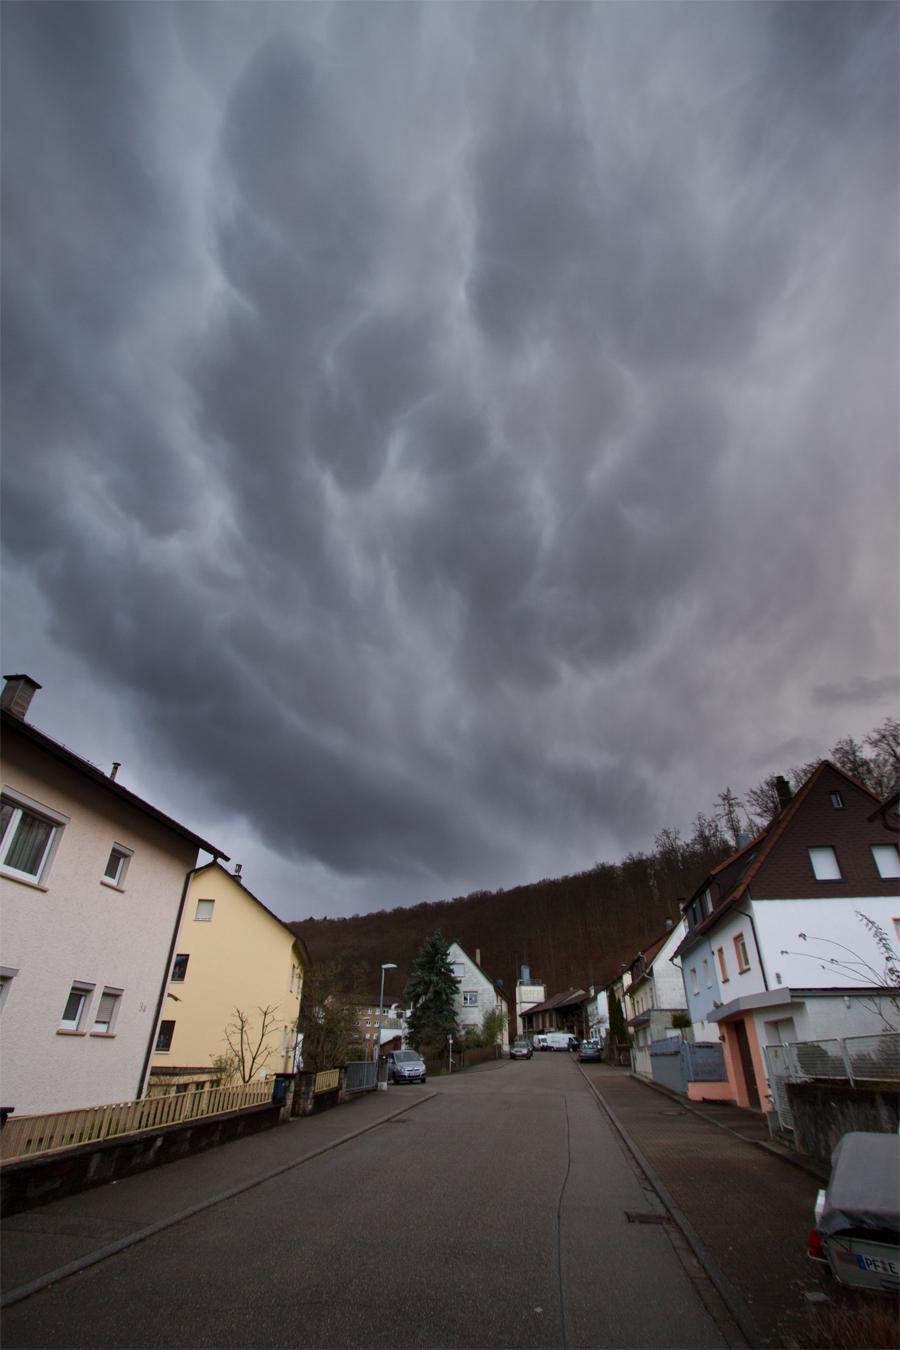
[540,1032,575,1051]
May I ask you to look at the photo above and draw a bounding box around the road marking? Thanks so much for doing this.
[1,1091,438,1311]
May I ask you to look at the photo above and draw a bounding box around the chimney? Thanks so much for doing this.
[737,831,750,849]
[775,776,793,811]
[234,863,242,878]
[1,674,42,720]
[476,948,481,967]
[110,763,121,781]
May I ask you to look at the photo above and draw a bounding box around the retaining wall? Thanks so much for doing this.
[1,1103,282,1216]
[785,1082,899,1164]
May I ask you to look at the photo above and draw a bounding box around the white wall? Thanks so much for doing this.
[448,942,508,1035]
[751,898,900,991]
[1,738,198,1114]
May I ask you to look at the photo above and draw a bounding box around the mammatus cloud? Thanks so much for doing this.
[2,3,897,915]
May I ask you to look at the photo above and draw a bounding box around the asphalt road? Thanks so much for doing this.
[3,1054,743,1349]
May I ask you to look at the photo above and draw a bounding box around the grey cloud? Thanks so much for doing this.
[2,2,897,911]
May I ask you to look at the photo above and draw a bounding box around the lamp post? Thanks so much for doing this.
[374,963,396,1066]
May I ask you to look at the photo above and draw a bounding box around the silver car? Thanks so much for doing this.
[387,1050,427,1084]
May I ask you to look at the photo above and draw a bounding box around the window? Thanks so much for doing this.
[462,992,478,1007]
[365,1019,371,1026]
[101,843,132,888]
[171,954,189,982]
[702,888,714,916]
[734,933,751,974]
[92,990,122,1035]
[155,1020,175,1052]
[809,847,842,881]
[60,983,94,1033]
[717,948,729,982]
[829,791,844,810]
[703,959,712,988]
[290,965,296,993]
[0,791,67,884]
[872,845,900,880]
[0,966,19,1015]
[450,963,465,979]
[690,968,699,995]
[194,899,215,921]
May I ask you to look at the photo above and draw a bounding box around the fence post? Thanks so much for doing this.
[839,1038,855,1087]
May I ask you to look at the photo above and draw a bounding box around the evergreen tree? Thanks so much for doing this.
[403,931,459,1053]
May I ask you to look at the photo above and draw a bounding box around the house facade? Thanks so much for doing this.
[0,676,225,1115]
[447,942,509,1042]
[675,762,900,1112]
[624,925,688,1079]
[150,862,309,1090]
[515,968,547,1038]
[582,986,609,1043]
[521,988,588,1041]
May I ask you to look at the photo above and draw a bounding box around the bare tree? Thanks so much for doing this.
[298,961,367,1073]
[221,1004,282,1084]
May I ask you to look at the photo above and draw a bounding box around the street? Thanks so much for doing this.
[3,1056,752,1349]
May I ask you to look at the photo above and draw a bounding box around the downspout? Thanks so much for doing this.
[136,862,204,1099]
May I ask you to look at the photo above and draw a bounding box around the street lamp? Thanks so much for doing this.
[374,963,397,1065]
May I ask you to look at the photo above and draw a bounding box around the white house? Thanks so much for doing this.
[675,762,900,1112]
[447,942,509,1043]
[624,925,688,1080]
[0,676,226,1116]
[582,986,609,1044]
[515,968,547,1038]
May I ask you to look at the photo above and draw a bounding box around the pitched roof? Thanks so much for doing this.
[522,988,588,1017]
[674,760,883,957]
[448,940,509,1004]
[2,709,227,860]
[195,861,310,965]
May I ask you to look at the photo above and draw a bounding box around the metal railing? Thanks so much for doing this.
[765,1031,899,1132]
[344,1061,378,1093]
[313,1068,340,1095]
[1,1080,274,1162]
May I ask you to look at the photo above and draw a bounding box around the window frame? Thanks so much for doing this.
[155,1019,175,1053]
[689,967,699,995]
[91,987,123,1037]
[59,982,95,1035]
[462,991,478,1007]
[194,898,215,922]
[872,845,900,880]
[829,791,844,810]
[171,954,189,983]
[0,966,19,1016]
[734,932,751,974]
[717,947,729,983]
[0,788,69,887]
[101,842,133,890]
[449,963,465,979]
[808,846,843,882]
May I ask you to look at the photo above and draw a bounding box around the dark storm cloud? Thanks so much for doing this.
[2,2,897,908]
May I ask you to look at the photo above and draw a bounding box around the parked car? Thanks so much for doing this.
[510,1041,533,1059]
[807,1133,899,1294]
[578,1042,603,1062]
[387,1050,427,1084]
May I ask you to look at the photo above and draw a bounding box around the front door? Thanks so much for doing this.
[733,1018,761,1109]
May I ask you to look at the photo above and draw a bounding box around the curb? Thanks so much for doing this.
[1,1091,438,1311]
[626,1073,830,1182]
[577,1064,763,1350]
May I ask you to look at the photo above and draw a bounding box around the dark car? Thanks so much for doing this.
[387,1050,427,1084]
[510,1040,533,1060]
[577,1042,603,1062]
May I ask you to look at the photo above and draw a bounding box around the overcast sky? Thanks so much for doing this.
[2,2,898,920]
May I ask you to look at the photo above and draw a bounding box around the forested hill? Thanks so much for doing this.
[288,831,731,1006]
[288,719,897,1004]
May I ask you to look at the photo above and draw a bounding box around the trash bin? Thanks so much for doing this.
[272,1074,291,1105]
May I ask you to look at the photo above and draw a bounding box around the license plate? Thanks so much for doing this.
[857,1255,898,1275]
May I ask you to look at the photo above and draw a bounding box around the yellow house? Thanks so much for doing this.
[149,862,309,1093]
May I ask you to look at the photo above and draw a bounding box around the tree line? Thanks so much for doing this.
[288,717,898,1008]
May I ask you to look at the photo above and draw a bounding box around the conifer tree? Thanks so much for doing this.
[403,931,459,1053]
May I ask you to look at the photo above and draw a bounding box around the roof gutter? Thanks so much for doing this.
[136,862,204,1098]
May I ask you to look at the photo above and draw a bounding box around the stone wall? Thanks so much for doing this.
[785,1081,899,1164]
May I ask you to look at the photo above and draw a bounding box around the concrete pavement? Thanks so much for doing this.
[2,1055,741,1349]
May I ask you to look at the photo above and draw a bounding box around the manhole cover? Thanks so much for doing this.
[625,1211,672,1225]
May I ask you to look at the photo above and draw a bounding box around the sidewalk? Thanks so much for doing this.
[579,1064,827,1349]
[1,1084,433,1302]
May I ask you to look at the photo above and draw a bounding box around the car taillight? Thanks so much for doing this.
[808,1229,827,1262]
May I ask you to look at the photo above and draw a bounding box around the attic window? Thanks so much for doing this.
[809,847,842,882]
[872,845,900,880]
[829,792,844,810]
[194,899,215,921]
